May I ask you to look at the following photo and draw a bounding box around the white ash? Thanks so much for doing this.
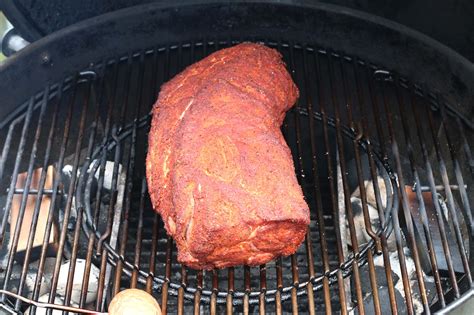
[64,161,123,231]
[352,177,388,209]
[64,160,123,192]
[373,248,434,314]
[347,176,396,251]
[6,257,56,298]
[98,167,127,309]
[56,259,100,305]
[24,293,78,315]
[91,161,123,191]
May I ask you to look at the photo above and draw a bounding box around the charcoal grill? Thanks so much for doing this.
[0,1,473,314]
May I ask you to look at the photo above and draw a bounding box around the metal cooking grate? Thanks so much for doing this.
[76,106,396,306]
[0,40,472,314]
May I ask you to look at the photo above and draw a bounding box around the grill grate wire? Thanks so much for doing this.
[0,40,472,314]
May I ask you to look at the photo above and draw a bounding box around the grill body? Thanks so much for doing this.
[0,1,472,314]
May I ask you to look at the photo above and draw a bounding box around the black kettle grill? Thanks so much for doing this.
[0,1,472,314]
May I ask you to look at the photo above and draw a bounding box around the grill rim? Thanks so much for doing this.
[0,0,473,129]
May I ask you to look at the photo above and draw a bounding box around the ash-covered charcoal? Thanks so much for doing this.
[351,253,417,314]
[24,293,79,315]
[56,259,100,305]
[352,265,406,315]
[401,188,465,275]
[372,249,437,314]
[60,161,124,258]
[62,160,123,204]
[347,176,398,251]
[347,173,438,314]
[4,257,56,299]
[0,222,10,269]
[4,257,101,310]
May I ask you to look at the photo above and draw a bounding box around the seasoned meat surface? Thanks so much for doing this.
[146,43,309,269]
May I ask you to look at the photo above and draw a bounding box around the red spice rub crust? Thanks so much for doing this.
[146,43,309,269]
